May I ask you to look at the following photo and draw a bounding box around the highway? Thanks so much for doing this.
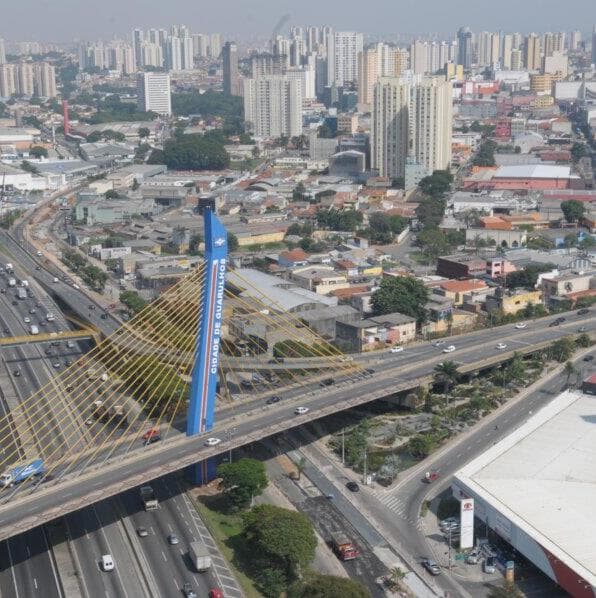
[0,306,593,542]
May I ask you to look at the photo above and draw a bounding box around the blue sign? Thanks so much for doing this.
[187,208,227,438]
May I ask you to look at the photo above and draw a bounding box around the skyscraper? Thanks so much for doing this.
[457,27,473,70]
[569,30,581,52]
[222,42,240,96]
[243,76,303,138]
[137,72,171,115]
[371,77,410,179]
[592,26,596,66]
[410,40,429,74]
[166,36,182,71]
[132,29,144,68]
[0,38,5,65]
[502,34,513,69]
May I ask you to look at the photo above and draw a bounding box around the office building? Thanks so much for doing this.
[34,63,57,98]
[371,77,410,179]
[328,31,363,86]
[223,42,240,96]
[457,27,473,70]
[137,72,171,115]
[243,76,303,138]
[524,33,542,70]
[543,52,568,77]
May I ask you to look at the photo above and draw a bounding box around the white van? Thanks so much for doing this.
[101,554,114,571]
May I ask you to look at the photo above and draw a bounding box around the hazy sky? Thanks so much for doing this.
[2,0,595,42]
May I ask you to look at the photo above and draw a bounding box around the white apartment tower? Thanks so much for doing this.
[0,65,16,97]
[372,76,452,179]
[137,72,171,115]
[34,63,57,98]
[328,31,363,86]
[0,38,5,65]
[409,77,453,175]
[371,77,410,179]
[243,76,303,138]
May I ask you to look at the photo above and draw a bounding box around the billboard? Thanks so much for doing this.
[460,497,475,549]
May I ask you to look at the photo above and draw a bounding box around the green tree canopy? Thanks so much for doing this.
[291,575,370,598]
[415,197,446,228]
[418,170,453,199]
[242,504,317,579]
[560,200,585,224]
[217,458,268,510]
[120,290,147,314]
[29,145,48,158]
[505,263,556,289]
[228,232,239,252]
[316,208,363,232]
[487,580,524,598]
[162,134,229,171]
[549,337,575,362]
[371,276,429,322]
[473,140,497,167]
[570,142,588,163]
[434,360,460,394]
[138,126,150,139]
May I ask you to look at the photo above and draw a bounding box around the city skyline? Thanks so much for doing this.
[1,0,595,42]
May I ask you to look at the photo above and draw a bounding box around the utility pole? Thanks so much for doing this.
[362,447,367,485]
[341,428,345,465]
[448,527,452,572]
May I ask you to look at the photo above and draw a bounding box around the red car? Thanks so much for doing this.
[142,428,160,443]
[209,590,223,598]
[424,470,439,483]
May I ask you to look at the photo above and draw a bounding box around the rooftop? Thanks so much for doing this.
[494,164,572,180]
[454,390,596,587]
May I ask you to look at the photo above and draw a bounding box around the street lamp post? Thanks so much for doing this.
[341,428,345,465]
[227,427,237,463]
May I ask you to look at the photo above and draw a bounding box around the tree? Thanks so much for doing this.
[217,458,268,510]
[473,140,497,167]
[418,170,453,199]
[104,189,121,199]
[408,433,435,458]
[292,182,306,201]
[138,126,150,139]
[119,290,147,314]
[21,160,40,174]
[487,580,524,598]
[563,360,576,387]
[86,131,103,143]
[505,263,556,289]
[291,575,369,598]
[29,146,48,159]
[388,566,406,591]
[371,276,429,322]
[570,142,588,163]
[576,333,592,348]
[242,505,317,580]
[549,337,575,362]
[228,232,239,252]
[434,361,460,397]
[161,134,229,170]
[366,212,394,244]
[259,568,288,598]
[560,200,585,224]
[504,352,526,385]
[295,457,307,481]
[415,197,446,228]
[147,148,165,164]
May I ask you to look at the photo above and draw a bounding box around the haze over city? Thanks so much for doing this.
[1,0,595,40]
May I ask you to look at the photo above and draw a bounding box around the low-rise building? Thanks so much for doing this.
[289,266,350,295]
[541,270,594,307]
[436,279,489,306]
[336,312,417,353]
[298,305,360,340]
[485,288,542,314]
[436,255,487,279]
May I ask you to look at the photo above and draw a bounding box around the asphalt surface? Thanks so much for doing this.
[0,306,593,542]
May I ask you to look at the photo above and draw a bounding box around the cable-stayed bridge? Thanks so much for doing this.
[0,211,593,542]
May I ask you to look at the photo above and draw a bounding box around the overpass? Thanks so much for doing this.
[0,309,592,541]
[0,328,99,348]
[0,211,593,542]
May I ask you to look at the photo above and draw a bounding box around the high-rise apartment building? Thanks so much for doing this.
[181,35,194,70]
[372,76,452,180]
[569,30,581,52]
[543,32,565,57]
[222,42,240,96]
[477,31,500,67]
[357,43,399,107]
[166,36,182,71]
[142,43,164,68]
[34,63,57,98]
[371,77,410,179]
[510,48,523,70]
[502,34,513,69]
[133,28,144,68]
[410,77,452,175]
[592,26,596,66]
[243,76,303,138]
[410,40,429,74]
[137,72,171,115]
[0,38,5,65]
[16,63,34,96]
[0,64,16,97]
[524,33,542,70]
[210,33,221,58]
[328,31,363,86]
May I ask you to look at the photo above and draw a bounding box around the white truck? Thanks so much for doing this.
[140,485,158,511]
[17,288,27,300]
[30,325,39,335]
[8,278,16,287]
[189,541,212,572]
[20,280,29,288]
[5,263,13,273]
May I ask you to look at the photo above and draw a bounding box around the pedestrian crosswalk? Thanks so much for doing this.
[368,489,423,530]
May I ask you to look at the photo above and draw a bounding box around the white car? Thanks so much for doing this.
[295,406,309,415]
[23,317,31,324]
[204,437,221,447]
[515,323,527,329]
[101,554,114,572]
[72,284,80,289]
[442,345,456,353]
[496,343,507,350]
[390,346,404,353]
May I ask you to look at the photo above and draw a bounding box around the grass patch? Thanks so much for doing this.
[192,494,261,598]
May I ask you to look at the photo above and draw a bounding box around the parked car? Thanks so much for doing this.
[483,556,497,574]
[583,355,594,362]
[577,308,590,315]
[466,551,480,564]
[421,559,441,575]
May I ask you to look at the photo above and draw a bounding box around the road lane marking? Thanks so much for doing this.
[33,578,38,589]
[25,545,30,557]
[161,550,167,562]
